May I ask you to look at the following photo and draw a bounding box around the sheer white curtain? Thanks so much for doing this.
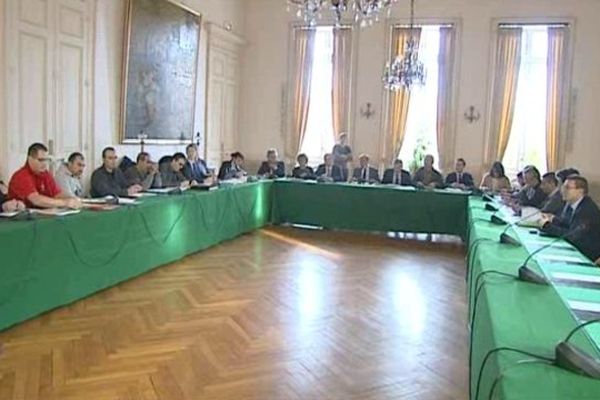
[502,26,548,175]
[300,27,336,165]
[398,26,440,170]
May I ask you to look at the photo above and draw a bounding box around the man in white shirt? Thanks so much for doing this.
[55,152,85,197]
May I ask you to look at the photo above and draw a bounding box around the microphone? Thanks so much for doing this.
[517,225,586,285]
[555,319,600,379]
[499,210,542,246]
[485,203,499,212]
[482,193,494,202]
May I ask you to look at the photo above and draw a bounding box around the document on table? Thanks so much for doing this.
[568,300,600,314]
[552,272,600,284]
[30,208,81,217]
[129,192,157,198]
[537,253,589,264]
[82,197,114,204]
[0,211,20,218]
[145,188,180,195]
[117,198,138,205]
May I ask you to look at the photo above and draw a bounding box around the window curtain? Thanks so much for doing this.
[383,27,421,165]
[486,27,522,166]
[436,26,455,172]
[332,27,353,139]
[546,26,568,171]
[290,28,316,157]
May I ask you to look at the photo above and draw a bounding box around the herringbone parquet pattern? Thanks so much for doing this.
[0,227,467,400]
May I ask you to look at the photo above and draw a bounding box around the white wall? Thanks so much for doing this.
[239,0,600,191]
[93,0,246,167]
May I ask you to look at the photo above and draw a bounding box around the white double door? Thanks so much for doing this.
[3,0,93,174]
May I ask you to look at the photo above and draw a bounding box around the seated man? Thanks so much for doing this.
[258,149,286,179]
[556,167,580,185]
[183,144,212,184]
[352,154,380,183]
[91,147,143,198]
[291,153,315,180]
[0,188,25,213]
[8,143,81,209]
[218,152,247,180]
[382,159,412,186]
[125,152,162,190]
[54,152,85,197]
[444,158,474,189]
[517,166,547,208]
[540,176,600,261]
[159,153,190,188]
[413,154,443,188]
[540,172,564,215]
[315,153,343,182]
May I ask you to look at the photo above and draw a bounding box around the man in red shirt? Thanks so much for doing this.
[8,143,81,209]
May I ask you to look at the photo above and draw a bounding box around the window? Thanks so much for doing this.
[300,27,336,165]
[502,26,549,175]
[398,25,441,170]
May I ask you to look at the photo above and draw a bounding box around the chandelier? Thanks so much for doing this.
[287,0,399,28]
[382,0,426,90]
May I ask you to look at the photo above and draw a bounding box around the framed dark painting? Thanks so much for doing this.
[121,0,202,144]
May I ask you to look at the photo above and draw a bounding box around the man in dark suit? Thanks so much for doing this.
[352,154,379,183]
[183,144,212,184]
[315,153,343,182]
[413,154,443,189]
[382,159,411,186]
[540,176,600,261]
[517,166,547,208]
[218,152,247,180]
[257,149,285,179]
[540,172,564,215]
[445,158,474,189]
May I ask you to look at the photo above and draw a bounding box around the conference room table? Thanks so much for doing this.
[2,179,600,399]
[468,197,600,399]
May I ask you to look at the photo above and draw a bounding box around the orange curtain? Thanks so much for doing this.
[384,27,421,165]
[436,26,455,172]
[487,27,522,165]
[290,28,316,157]
[332,27,353,139]
[546,27,568,171]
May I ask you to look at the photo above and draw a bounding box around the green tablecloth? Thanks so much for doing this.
[3,179,600,399]
[468,198,600,399]
[272,180,469,236]
[0,182,272,331]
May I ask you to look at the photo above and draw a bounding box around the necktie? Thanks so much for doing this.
[326,167,331,177]
[362,168,367,180]
[457,173,461,183]
[563,205,574,224]
[394,172,399,184]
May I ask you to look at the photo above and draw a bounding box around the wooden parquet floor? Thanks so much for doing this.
[0,227,468,400]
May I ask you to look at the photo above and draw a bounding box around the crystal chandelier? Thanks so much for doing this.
[382,0,426,91]
[287,0,399,28]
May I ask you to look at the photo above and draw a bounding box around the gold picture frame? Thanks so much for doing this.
[120,0,202,144]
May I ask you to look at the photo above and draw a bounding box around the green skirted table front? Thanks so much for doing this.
[468,197,600,399]
[4,178,600,399]
[0,182,272,331]
[271,180,469,237]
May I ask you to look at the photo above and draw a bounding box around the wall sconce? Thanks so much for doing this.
[464,106,481,124]
[360,102,375,119]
